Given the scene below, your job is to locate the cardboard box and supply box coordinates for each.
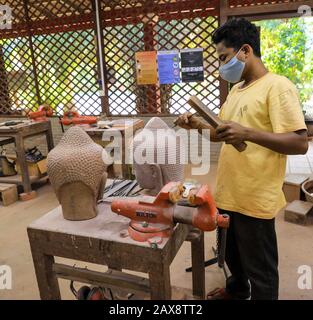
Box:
[15,158,47,177]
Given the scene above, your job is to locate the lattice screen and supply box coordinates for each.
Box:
[0,0,29,115]
[157,17,220,114]
[32,30,101,115]
[0,0,220,115]
[0,0,97,115]
[101,0,220,115]
[103,23,145,115]
[0,37,37,115]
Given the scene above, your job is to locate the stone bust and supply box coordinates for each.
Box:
[131,117,184,195]
[47,126,108,221]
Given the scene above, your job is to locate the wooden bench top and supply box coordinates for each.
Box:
[28,202,171,249]
[0,120,50,135]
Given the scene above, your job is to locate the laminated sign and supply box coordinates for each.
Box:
[135,51,158,85]
[180,48,204,83]
[157,50,181,84]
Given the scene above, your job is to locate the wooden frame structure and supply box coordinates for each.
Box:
[28,203,206,300]
[0,0,312,115]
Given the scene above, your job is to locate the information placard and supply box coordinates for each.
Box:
[180,48,204,83]
[157,50,181,84]
[135,51,158,85]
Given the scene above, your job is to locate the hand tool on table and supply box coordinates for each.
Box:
[187,96,247,152]
[0,120,24,128]
[111,181,229,258]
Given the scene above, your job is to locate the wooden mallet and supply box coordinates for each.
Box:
[187,96,247,152]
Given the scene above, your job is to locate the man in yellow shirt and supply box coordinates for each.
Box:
[176,18,308,300]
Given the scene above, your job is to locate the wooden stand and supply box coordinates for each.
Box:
[283,174,309,203]
[27,203,205,300]
[284,200,313,225]
[0,183,18,206]
[0,121,54,194]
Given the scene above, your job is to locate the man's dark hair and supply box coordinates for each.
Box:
[212,18,261,57]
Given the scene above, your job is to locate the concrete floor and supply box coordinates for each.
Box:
[287,143,313,174]
[0,163,313,300]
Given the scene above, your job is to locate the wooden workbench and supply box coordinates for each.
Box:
[27,202,205,300]
[0,121,54,194]
[83,119,144,178]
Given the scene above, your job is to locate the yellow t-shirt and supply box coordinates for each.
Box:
[214,72,306,219]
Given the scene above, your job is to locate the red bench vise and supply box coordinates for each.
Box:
[111,181,229,244]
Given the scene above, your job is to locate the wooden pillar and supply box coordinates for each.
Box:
[137,7,160,114]
[92,0,110,116]
[0,45,12,114]
[23,0,42,106]
[219,0,229,106]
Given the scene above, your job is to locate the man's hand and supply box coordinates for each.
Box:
[216,121,249,145]
[216,121,308,155]
[174,112,203,130]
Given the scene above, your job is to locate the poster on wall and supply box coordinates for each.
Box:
[180,48,204,83]
[135,51,158,85]
[157,50,181,84]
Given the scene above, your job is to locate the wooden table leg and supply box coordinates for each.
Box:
[149,264,171,300]
[121,133,128,179]
[15,134,32,193]
[45,123,54,151]
[28,231,61,300]
[191,231,205,299]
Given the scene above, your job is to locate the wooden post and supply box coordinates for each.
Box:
[149,264,171,300]
[45,121,54,151]
[23,0,42,106]
[92,0,110,116]
[219,0,229,106]
[28,230,61,300]
[15,134,31,194]
[139,3,160,114]
[191,231,205,299]
[0,45,12,114]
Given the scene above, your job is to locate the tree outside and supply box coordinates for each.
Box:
[255,17,313,111]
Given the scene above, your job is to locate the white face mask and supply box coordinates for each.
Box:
[219,49,246,83]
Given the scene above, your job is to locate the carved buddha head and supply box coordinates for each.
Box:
[47,126,108,220]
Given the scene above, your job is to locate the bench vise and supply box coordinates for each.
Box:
[111,181,229,244]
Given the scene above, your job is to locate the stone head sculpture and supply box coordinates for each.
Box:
[47,126,107,221]
[131,117,184,195]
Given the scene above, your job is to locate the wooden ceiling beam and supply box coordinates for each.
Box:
[59,0,86,14]
[224,0,313,17]
[31,3,59,19]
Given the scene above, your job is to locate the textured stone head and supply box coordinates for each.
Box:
[131,117,184,195]
[47,126,107,220]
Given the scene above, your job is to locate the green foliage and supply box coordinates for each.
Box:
[255,18,313,105]
[1,30,99,113]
